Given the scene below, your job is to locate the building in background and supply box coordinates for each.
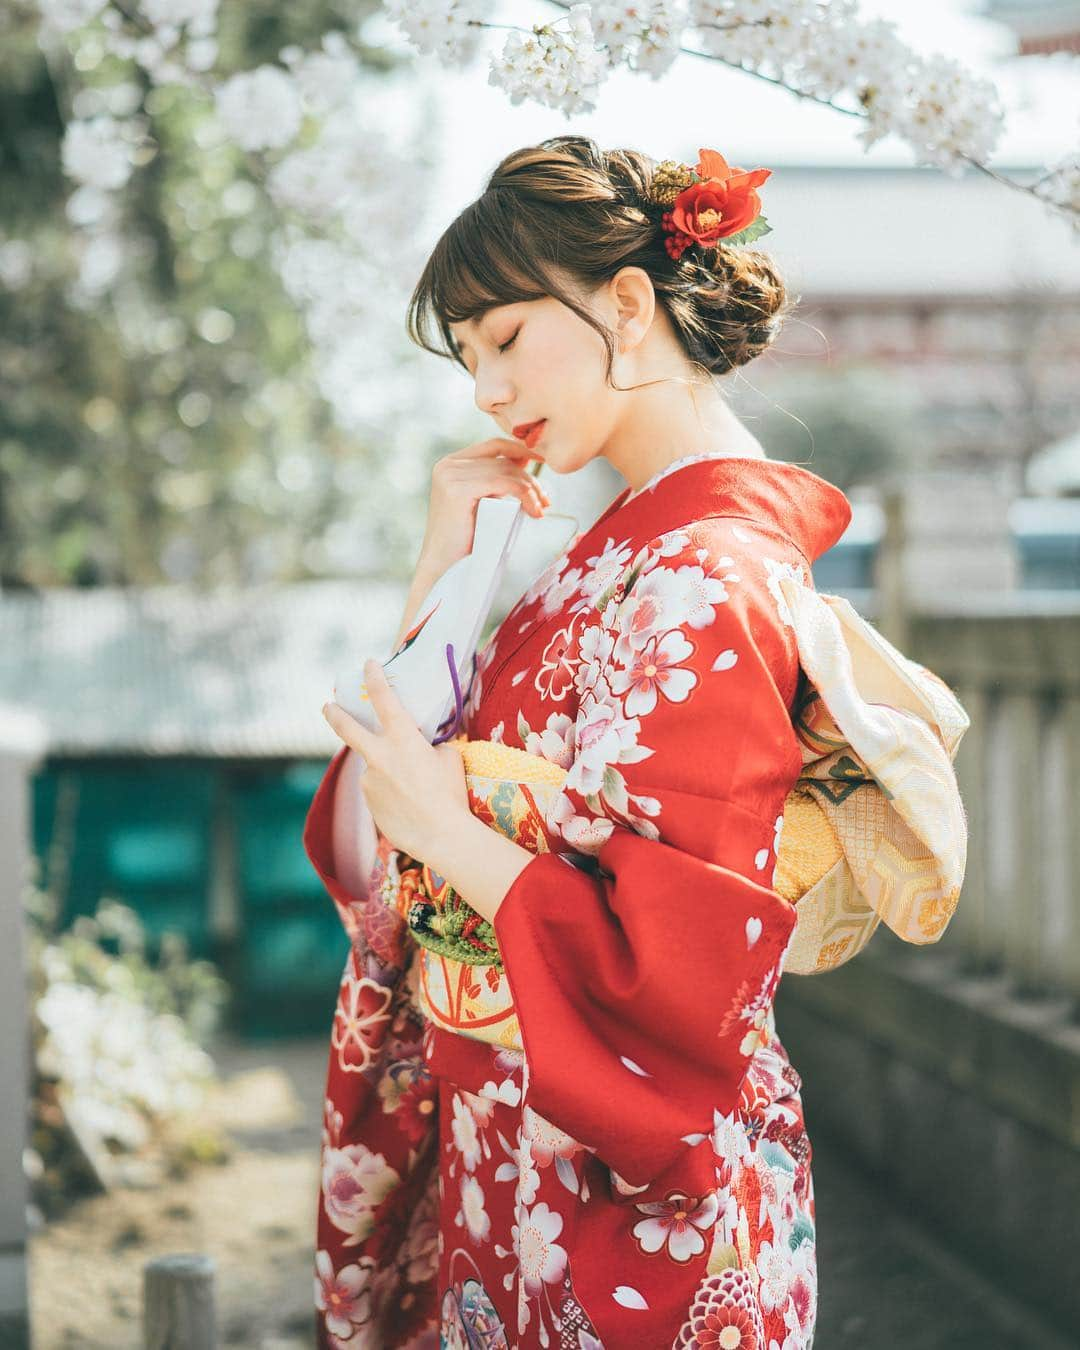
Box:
[982,0,1080,56]
[752,163,1080,488]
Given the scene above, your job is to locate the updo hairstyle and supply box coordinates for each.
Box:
[407,134,794,392]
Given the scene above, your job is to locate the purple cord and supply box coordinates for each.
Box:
[432,643,465,744]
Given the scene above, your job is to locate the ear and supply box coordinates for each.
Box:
[610,266,655,353]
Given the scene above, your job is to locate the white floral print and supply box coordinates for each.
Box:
[321,1143,400,1246]
[763,554,808,628]
[450,1091,483,1172]
[457,1173,491,1244]
[631,1190,720,1262]
[512,1201,569,1298]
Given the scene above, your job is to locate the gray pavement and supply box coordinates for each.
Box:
[809,1130,1075,1350]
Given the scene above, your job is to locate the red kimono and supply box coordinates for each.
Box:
[303,452,853,1350]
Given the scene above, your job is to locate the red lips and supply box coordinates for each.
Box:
[512,420,545,439]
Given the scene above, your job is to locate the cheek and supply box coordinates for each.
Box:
[546,327,613,400]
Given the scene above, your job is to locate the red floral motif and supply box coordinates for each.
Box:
[395,1072,438,1145]
[674,1267,767,1349]
[331,967,394,1075]
[663,146,771,260]
[535,619,580,701]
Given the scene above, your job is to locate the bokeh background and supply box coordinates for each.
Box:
[2,2,1079,1346]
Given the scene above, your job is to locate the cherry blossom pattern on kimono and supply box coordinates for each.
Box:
[490,517,806,1200]
[303,745,442,1348]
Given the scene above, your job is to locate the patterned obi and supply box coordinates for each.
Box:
[378,739,566,1051]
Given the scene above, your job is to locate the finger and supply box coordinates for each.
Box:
[361,658,410,733]
[322,700,376,759]
[445,437,526,462]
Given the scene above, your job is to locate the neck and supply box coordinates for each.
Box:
[599,377,766,491]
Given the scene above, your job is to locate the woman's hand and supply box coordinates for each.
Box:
[417,437,551,581]
[322,659,471,866]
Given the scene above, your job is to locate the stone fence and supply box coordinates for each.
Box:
[776,588,1080,1340]
[919,604,1080,1001]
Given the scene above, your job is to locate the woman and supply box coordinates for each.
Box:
[304,136,853,1349]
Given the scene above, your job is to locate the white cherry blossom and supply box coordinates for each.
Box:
[457,1172,491,1243]
[214,65,304,152]
[450,1090,483,1171]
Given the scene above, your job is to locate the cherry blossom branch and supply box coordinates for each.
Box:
[417,0,1078,228]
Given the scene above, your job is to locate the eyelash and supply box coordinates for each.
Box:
[497,328,520,354]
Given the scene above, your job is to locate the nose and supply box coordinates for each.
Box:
[473,368,513,420]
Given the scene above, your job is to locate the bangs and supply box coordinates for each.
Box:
[407,196,557,372]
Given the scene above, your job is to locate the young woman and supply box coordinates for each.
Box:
[304,135,853,1349]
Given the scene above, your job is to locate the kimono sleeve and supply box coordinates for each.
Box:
[491,522,804,1192]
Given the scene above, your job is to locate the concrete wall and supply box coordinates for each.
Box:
[775,931,1080,1341]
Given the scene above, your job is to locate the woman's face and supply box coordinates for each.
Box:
[449,282,625,476]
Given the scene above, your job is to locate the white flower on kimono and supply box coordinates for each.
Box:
[564,692,645,799]
[534,619,580,701]
[740,1006,772,1057]
[516,548,579,613]
[762,555,808,628]
[651,528,692,557]
[539,563,584,617]
[631,1190,720,1263]
[461,1087,496,1127]
[495,1128,543,1206]
[610,581,673,658]
[719,964,780,1057]
[478,1075,522,1107]
[512,1201,569,1297]
[331,969,393,1076]
[711,1107,752,1178]
[614,555,732,665]
[456,1173,491,1244]
[314,1249,376,1340]
[610,628,699,718]
[322,1096,343,1149]
[756,1234,799,1314]
[574,535,635,610]
[522,710,576,768]
[766,1188,800,1243]
[321,1144,401,1246]
[451,1092,483,1172]
[574,621,617,696]
[521,1104,584,1167]
[546,789,615,855]
[784,1244,818,1342]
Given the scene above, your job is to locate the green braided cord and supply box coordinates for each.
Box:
[408,882,504,969]
[409,926,503,969]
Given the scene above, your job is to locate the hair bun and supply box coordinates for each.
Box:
[408,134,792,383]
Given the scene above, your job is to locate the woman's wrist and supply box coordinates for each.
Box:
[425,808,538,927]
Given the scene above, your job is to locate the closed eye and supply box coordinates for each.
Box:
[498,328,520,354]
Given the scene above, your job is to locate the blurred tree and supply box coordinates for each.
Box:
[748,362,924,491]
[0,2,407,590]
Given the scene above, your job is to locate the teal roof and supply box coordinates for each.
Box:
[0,580,405,758]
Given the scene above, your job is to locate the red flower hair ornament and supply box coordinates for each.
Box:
[644,147,773,261]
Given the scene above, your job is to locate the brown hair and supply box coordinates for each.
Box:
[407,134,794,393]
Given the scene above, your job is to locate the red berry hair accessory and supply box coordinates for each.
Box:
[644,147,773,260]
